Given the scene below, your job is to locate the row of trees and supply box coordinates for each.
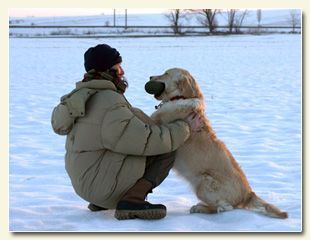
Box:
[165,9,301,34]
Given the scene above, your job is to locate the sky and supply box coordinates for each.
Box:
[9,8,167,17]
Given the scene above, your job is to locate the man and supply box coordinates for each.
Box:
[51,44,202,220]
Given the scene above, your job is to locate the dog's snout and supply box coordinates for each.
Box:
[150,76,154,81]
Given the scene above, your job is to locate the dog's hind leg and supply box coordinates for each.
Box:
[216,200,234,213]
[190,178,220,214]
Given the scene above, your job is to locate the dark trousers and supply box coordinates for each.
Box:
[143,151,176,188]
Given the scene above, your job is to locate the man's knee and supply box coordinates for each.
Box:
[146,151,176,165]
[144,151,176,187]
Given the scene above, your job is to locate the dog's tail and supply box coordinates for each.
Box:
[242,192,288,219]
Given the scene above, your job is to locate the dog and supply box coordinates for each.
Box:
[145,68,288,219]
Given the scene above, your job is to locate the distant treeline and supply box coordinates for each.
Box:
[164,9,301,34]
[9,9,301,38]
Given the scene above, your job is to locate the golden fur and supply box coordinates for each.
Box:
[149,68,288,219]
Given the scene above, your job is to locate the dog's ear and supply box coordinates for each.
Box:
[177,72,204,99]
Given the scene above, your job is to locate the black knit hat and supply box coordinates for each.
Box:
[84,44,122,72]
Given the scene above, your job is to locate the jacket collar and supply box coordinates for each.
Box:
[75,79,117,91]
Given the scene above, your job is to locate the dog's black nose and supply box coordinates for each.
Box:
[150,76,154,80]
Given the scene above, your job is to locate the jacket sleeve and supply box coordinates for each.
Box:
[100,104,190,156]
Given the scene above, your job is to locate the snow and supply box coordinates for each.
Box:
[9,33,301,231]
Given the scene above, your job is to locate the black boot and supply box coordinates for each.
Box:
[114,178,166,220]
[88,203,108,212]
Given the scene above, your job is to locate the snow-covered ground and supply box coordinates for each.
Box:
[9,34,301,232]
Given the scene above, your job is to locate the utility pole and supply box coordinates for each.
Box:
[257,9,262,27]
[113,9,116,26]
[125,9,127,29]
[257,9,262,33]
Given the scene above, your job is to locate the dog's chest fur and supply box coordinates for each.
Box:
[151,98,203,123]
[151,98,210,186]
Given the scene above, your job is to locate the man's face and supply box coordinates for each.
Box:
[111,63,124,80]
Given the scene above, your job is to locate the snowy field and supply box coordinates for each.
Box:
[9,34,301,232]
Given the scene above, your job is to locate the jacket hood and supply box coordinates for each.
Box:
[52,79,118,135]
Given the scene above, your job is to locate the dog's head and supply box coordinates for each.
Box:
[145,68,203,102]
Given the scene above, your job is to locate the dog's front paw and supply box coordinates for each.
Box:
[150,113,162,124]
[190,203,209,214]
[150,111,162,123]
[190,203,219,214]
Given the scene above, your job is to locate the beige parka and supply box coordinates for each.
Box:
[51,79,190,209]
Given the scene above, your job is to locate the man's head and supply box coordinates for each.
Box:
[84,44,122,72]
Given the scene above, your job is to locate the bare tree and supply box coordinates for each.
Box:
[289,10,300,33]
[225,9,248,33]
[226,9,237,33]
[234,10,248,33]
[194,9,220,33]
[165,9,187,35]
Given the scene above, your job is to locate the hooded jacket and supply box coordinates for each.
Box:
[51,79,190,209]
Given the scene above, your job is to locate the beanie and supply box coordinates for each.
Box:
[84,44,122,72]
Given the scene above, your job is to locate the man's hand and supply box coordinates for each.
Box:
[185,112,204,132]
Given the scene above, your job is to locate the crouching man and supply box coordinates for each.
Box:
[51,44,202,220]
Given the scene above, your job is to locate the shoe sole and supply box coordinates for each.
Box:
[88,204,108,212]
[114,209,166,220]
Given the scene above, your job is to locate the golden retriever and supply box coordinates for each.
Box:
[145,68,288,219]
